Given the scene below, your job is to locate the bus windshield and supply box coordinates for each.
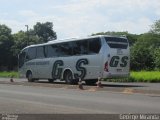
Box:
[105,37,128,49]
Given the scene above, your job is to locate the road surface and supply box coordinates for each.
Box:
[0,82,160,114]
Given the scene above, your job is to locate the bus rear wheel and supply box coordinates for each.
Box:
[27,71,34,82]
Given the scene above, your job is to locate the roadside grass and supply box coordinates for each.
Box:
[129,71,160,83]
[0,71,19,78]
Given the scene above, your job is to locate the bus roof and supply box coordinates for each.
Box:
[22,35,127,51]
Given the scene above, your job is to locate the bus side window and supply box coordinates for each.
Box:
[57,42,73,56]
[72,41,81,55]
[80,40,88,54]
[88,38,101,54]
[72,40,88,55]
[26,47,36,61]
[36,46,45,58]
[19,50,27,68]
[47,44,57,58]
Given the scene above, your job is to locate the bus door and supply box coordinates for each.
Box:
[25,47,38,78]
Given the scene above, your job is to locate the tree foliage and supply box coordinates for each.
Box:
[33,22,57,42]
[130,41,155,70]
[150,20,160,35]
[12,30,40,56]
[0,22,57,71]
[131,33,160,70]
[154,48,160,69]
[0,24,14,70]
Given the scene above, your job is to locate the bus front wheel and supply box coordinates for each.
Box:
[27,71,34,82]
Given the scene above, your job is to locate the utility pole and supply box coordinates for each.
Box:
[25,25,29,46]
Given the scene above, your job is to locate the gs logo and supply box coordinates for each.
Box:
[52,59,88,79]
[110,56,129,67]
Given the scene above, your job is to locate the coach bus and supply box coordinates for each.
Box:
[18,35,130,85]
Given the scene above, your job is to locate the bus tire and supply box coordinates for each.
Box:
[85,79,98,85]
[64,70,77,85]
[26,71,34,82]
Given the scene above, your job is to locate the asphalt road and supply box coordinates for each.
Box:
[0,81,160,114]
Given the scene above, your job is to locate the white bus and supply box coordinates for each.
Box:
[18,35,130,85]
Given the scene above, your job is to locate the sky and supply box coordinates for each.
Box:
[0,0,160,39]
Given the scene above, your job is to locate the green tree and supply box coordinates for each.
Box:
[0,24,14,70]
[12,30,40,56]
[154,48,160,70]
[12,31,28,55]
[130,42,155,70]
[11,30,40,68]
[130,33,160,70]
[150,19,160,35]
[138,33,160,48]
[33,22,57,43]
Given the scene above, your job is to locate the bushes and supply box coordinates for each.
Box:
[154,48,160,70]
[130,42,155,71]
[130,33,160,71]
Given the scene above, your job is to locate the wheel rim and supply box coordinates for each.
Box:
[28,73,32,81]
[65,72,72,84]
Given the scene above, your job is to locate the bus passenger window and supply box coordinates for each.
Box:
[57,42,72,56]
[88,38,101,54]
[36,46,45,58]
[72,41,80,55]
[47,45,57,57]
[80,40,88,54]
[72,40,88,55]
[26,47,36,61]
[18,49,27,68]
